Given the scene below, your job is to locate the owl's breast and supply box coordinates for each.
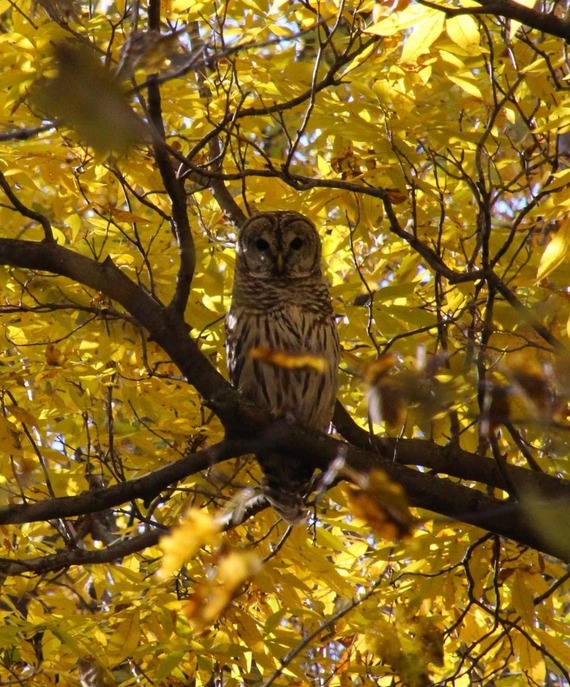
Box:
[226,303,339,431]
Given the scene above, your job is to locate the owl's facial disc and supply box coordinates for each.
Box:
[238,213,322,279]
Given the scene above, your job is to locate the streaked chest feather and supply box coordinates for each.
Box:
[226,305,339,430]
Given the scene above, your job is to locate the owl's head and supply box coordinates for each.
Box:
[236,211,323,279]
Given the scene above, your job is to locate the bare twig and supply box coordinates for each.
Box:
[144,0,195,317]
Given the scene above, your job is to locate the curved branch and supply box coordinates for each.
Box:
[0,442,238,525]
[419,0,570,41]
[0,529,160,576]
[0,238,237,418]
[1,238,569,562]
[145,0,195,317]
[0,170,54,242]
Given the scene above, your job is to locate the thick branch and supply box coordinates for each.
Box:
[0,239,235,417]
[0,529,160,576]
[420,0,570,41]
[473,0,570,40]
[3,415,568,561]
[333,403,564,494]
[0,443,235,525]
[1,239,569,562]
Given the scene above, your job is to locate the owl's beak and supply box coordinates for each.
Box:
[276,252,285,273]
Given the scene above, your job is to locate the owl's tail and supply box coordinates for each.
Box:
[258,452,313,526]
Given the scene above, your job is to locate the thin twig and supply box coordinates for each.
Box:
[259,577,384,687]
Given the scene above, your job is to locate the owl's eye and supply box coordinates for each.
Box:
[255,238,270,251]
[290,237,303,250]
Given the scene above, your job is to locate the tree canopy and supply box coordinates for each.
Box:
[1,0,570,685]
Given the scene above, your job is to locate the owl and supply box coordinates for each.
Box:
[226,211,340,524]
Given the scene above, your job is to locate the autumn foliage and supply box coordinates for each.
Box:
[1,0,570,685]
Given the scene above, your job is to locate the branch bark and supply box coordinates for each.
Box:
[0,238,234,417]
[419,0,570,41]
[1,238,569,563]
[0,443,234,525]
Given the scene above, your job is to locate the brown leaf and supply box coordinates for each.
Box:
[343,468,415,539]
[45,343,67,366]
[183,549,261,632]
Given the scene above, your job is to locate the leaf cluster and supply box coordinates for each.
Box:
[0,0,569,685]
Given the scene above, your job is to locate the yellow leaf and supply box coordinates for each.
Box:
[6,325,27,345]
[447,75,483,99]
[401,11,445,64]
[367,5,428,36]
[536,220,570,282]
[0,416,21,453]
[513,631,546,684]
[158,508,220,578]
[107,610,141,662]
[511,571,535,626]
[249,347,327,373]
[446,15,480,50]
[7,405,39,428]
[532,628,570,667]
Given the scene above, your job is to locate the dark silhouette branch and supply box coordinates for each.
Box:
[145,0,195,317]
[1,405,568,562]
[419,0,570,41]
[0,529,160,576]
[0,442,235,525]
[0,238,234,418]
[0,238,569,562]
[253,421,570,562]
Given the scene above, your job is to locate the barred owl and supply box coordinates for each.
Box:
[226,211,340,525]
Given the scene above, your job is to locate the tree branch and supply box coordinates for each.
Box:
[0,238,233,415]
[1,239,568,562]
[419,0,570,42]
[0,529,160,576]
[145,0,195,317]
[0,442,238,525]
[0,170,54,242]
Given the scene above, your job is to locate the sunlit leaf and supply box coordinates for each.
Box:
[401,11,445,63]
[536,218,570,282]
[158,509,220,578]
[184,549,261,632]
[446,15,481,50]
